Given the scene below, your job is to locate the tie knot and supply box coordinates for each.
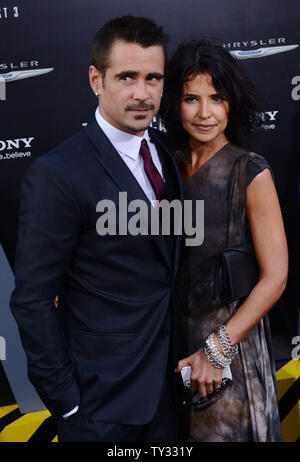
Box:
[140,139,151,160]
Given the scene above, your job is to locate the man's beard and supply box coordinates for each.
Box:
[122,121,150,135]
[123,102,156,134]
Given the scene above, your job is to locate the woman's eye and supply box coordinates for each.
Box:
[183,97,197,103]
[212,94,226,102]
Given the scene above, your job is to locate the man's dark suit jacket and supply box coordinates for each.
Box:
[10,119,184,426]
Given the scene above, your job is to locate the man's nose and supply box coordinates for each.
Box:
[132,80,149,100]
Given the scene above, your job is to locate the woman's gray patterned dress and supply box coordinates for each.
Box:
[178,142,282,442]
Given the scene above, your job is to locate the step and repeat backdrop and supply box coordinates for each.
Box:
[1,0,300,412]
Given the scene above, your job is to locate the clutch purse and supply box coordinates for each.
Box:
[181,365,232,411]
[214,240,259,306]
[214,152,259,307]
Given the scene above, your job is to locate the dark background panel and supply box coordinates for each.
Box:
[0,0,299,406]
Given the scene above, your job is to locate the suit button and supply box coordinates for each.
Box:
[161,327,170,336]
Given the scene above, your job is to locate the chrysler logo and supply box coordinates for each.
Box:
[0,68,53,82]
[230,44,299,59]
[0,68,54,100]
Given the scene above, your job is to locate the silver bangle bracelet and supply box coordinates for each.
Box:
[203,339,224,369]
[217,325,238,360]
[204,333,232,368]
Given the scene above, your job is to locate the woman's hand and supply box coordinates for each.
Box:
[176,346,223,397]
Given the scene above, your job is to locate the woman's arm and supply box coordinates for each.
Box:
[225,168,288,344]
[176,168,288,396]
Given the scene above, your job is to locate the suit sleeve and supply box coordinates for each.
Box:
[10,157,81,417]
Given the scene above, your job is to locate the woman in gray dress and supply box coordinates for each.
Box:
[161,41,288,442]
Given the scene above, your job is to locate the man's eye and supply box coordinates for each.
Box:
[147,75,163,82]
[120,76,133,82]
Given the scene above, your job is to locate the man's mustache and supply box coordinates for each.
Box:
[125,103,155,111]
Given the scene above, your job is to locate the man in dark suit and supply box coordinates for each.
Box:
[10,15,184,442]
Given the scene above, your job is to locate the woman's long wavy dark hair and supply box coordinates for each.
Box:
[159,40,262,160]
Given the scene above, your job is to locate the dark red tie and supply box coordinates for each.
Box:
[139,139,167,201]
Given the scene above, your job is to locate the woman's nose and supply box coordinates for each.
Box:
[197,101,211,119]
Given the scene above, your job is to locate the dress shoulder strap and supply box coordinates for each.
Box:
[227,152,252,247]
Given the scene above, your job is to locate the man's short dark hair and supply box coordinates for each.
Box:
[91,15,169,76]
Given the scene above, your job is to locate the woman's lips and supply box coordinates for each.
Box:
[193,124,217,131]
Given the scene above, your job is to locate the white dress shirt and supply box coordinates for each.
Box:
[95,108,165,203]
[62,109,165,419]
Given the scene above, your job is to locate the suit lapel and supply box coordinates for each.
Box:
[149,129,184,278]
[85,120,151,206]
[84,120,172,271]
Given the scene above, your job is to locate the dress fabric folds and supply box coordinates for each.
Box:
[178,143,282,442]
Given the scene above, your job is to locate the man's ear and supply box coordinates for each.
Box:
[89,65,103,96]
